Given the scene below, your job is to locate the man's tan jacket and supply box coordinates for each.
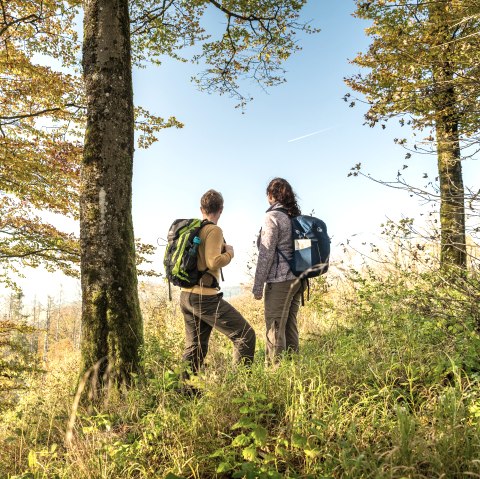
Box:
[181,223,232,295]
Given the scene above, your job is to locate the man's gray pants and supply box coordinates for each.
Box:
[180,291,256,376]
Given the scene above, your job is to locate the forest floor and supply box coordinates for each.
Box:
[2,264,480,478]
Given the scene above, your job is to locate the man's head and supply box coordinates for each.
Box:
[200,189,224,221]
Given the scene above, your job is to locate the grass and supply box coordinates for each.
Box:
[2,265,480,478]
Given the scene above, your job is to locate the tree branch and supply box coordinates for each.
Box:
[208,0,277,22]
[0,103,84,121]
[0,13,42,38]
[0,246,79,261]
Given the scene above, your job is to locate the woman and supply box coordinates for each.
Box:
[253,177,305,362]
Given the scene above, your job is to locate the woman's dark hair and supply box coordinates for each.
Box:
[201,189,224,215]
[266,177,301,217]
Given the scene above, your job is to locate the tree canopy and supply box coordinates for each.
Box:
[131,0,316,106]
[0,0,181,287]
[0,0,83,286]
[346,0,480,267]
[346,0,480,135]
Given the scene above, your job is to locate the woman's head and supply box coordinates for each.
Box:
[200,189,224,216]
[266,177,301,217]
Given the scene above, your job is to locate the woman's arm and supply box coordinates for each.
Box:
[252,213,279,297]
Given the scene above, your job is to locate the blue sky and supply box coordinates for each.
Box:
[129,1,451,288]
[9,2,480,301]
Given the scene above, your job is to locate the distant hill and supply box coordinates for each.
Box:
[221,285,247,299]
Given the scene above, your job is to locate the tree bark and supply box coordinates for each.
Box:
[436,112,467,268]
[430,2,467,270]
[80,0,143,390]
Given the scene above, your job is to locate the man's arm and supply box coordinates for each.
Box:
[204,226,233,270]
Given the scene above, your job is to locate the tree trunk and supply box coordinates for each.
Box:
[81,0,143,390]
[436,112,467,269]
[430,1,467,270]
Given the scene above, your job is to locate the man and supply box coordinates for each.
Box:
[180,190,255,391]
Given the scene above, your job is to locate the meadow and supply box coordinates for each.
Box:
[2,251,480,479]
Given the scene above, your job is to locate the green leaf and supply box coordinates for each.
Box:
[251,426,268,446]
[232,417,256,430]
[27,450,37,470]
[216,462,232,473]
[210,448,228,458]
[164,473,185,479]
[304,448,321,459]
[242,445,258,462]
[239,405,252,414]
[232,434,251,447]
[260,453,276,463]
[291,433,308,448]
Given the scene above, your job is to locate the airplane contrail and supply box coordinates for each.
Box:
[288,127,334,143]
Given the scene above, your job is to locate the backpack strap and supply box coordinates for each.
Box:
[265,208,311,305]
[274,207,290,217]
[195,219,214,287]
[197,219,224,289]
[271,209,313,305]
[276,248,291,272]
[300,278,309,306]
[273,208,294,276]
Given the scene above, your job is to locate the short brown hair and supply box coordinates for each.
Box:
[200,189,224,215]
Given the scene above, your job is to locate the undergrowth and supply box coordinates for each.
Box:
[2,263,480,478]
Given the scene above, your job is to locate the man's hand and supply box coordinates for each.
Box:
[224,244,234,256]
[253,294,262,300]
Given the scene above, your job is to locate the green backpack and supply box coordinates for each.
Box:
[163,219,213,296]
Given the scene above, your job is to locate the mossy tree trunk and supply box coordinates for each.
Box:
[431,2,467,270]
[80,0,143,391]
[436,112,467,269]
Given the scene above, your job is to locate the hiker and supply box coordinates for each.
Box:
[253,178,306,362]
[180,190,256,388]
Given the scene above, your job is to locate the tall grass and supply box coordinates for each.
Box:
[2,261,480,478]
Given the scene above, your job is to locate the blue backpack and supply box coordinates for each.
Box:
[277,210,330,279]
